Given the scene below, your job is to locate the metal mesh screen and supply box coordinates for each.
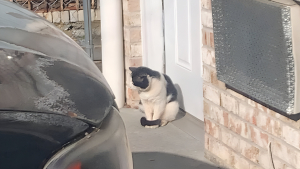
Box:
[212,0,295,114]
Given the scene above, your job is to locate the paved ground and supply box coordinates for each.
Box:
[120,108,221,169]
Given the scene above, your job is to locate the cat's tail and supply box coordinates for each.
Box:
[140,117,161,126]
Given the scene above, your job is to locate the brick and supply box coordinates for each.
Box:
[210,31,214,48]
[250,164,264,169]
[221,93,238,114]
[248,99,257,107]
[91,9,95,21]
[229,114,249,138]
[232,153,250,169]
[205,133,210,150]
[273,112,300,130]
[203,84,220,105]
[282,125,300,150]
[123,12,141,26]
[258,150,270,169]
[52,11,61,23]
[125,56,142,70]
[70,10,78,22]
[227,89,247,101]
[212,104,229,127]
[202,29,208,46]
[223,111,229,127]
[210,104,223,125]
[202,47,216,67]
[221,128,240,152]
[95,9,101,20]
[273,158,295,169]
[131,43,142,57]
[37,13,43,17]
[271,118,282,137]
[128,0,140,12]
[240,139,260,163]
[78,10,84,21]
[204,101,210,114]
[45,12,52,23]
[123,0,128,11]
[256,113,271,132]
[256,103,268,112]
[201,0,212,9]
[205,118,220,139]
[127,87,140,101]
[129,27,141,43]
[202,28,214,47]
[239,103,257,125]
[272,141,300,168]
[124,41,131,57]
[210,69,219,86]
[61,11,69,23]
[266,108,277,117]
[218,80,227,90]
[249,125,268,149]
[204,101,215,121]
[202,10,213,28]
[125,70,133,87]
[124,27,131,42]
[204,100,229,127]
[210,141,234,165]
[203,65,211,83]
[203,65,219,87]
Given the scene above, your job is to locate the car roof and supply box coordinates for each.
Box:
[0,1,114,125]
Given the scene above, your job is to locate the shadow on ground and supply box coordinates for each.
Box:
[133,152,222,169]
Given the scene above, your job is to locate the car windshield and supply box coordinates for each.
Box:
[0,1,114,125]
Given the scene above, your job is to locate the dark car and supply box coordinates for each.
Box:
[0,1,133,169]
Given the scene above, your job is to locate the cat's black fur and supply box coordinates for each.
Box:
[140,117,161,126]
[163,74,177,103]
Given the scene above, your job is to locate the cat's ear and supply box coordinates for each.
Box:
[129,67,138,72]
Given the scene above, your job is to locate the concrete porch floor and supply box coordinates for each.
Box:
[120,108,222,169]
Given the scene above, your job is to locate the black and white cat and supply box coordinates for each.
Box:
[129,66,179,128]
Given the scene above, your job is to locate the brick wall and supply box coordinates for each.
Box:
[202,0,300,169]
[123,0,142,108]
[37,9,100,24]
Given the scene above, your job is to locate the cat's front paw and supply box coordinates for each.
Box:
[145,125,159,129]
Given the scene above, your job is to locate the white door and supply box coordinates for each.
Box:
[140,0,165,73]
[164,0,203,120]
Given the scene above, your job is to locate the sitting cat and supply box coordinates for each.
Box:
[129,66,179,128]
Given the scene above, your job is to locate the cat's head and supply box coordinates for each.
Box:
[129,66,160,90]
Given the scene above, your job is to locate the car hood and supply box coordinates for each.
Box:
[0,1,115,125]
